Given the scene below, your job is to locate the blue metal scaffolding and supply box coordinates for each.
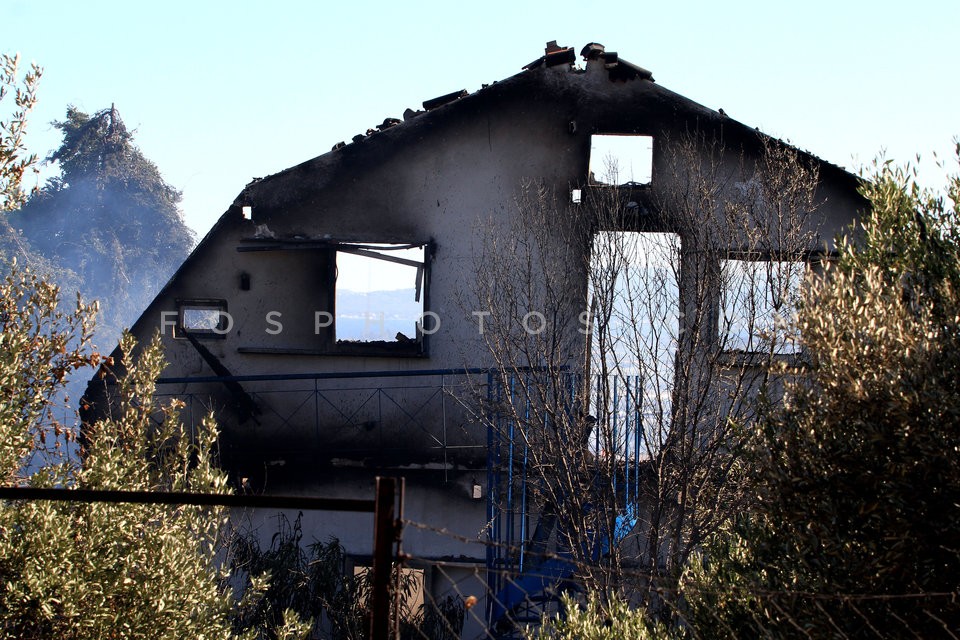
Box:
[485,371,645,633]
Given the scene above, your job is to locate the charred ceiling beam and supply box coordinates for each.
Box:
[336,245,426,302]
[236,239,424,252]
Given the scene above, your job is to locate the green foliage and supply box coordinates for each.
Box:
[6,105,195,347]
[681,148,960,637]
[0,54,68,285]
[0,267,308,639]
[528,593,673,640]
[0,266,97,480]
[0,53,41,212]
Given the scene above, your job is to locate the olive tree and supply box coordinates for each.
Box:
[682,148,960,638]
[0,267,308,639]
[0,53,41,212]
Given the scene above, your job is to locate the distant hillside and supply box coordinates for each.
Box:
[335,288,423,342]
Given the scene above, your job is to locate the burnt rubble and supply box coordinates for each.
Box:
[330,40,655,152]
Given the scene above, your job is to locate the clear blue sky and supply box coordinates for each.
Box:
[4,0,957,238]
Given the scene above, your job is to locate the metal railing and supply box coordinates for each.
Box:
[484,370,660,634]
[151,365,658,635]
[153,368,492,467]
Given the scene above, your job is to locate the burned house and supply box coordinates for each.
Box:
[84,41,864,636]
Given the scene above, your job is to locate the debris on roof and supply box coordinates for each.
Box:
[423,89,468,111]
[601,51,620,67]
[608,57,654,82]
[522,56,543,71]
[580,42,606,60]
[377,118,401,131]
[324,41,665,155]
[545,43,575,68]
[578,42,655,82]
[524,40,576,70]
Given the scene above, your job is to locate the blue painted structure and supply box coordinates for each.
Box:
[485,371,645,631]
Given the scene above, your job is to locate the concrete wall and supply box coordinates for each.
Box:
[116,57,864,472]
[89,49,867,629]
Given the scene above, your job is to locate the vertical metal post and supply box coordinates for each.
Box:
[441,373,449,484]
[486,371,500,622]
[370,476,396,640]
[377,387,384,449]
[519,385,530,572]
[612,376,619,496]
[314,378,320,441]
[624,375,631,505]
[506,376,516,570]
[634,374,642,503]
[392,477,406,640]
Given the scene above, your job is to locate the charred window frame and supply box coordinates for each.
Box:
[718,255,806,356]
[235,239,432,357]
[588,134,654,187]
[333,242,431,357]
[174,299,229,339]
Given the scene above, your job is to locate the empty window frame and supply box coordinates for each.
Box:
[334,243,429,353]
[175,299,229,339]
[589,134,653,186]
[720,259,804,354]
[588,231,680,460]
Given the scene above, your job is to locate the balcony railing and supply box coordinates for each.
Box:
[153,368,493,468]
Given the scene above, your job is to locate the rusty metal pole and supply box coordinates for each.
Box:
[391,477,406,639]
[370,477,396,640]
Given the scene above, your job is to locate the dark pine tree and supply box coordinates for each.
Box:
[7,105,195,346]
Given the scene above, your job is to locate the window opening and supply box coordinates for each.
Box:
[589,134,653,186]
[588,232,680,461]
[720,259,804,354]
[175,299,229,338]
[334,243,427,345]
